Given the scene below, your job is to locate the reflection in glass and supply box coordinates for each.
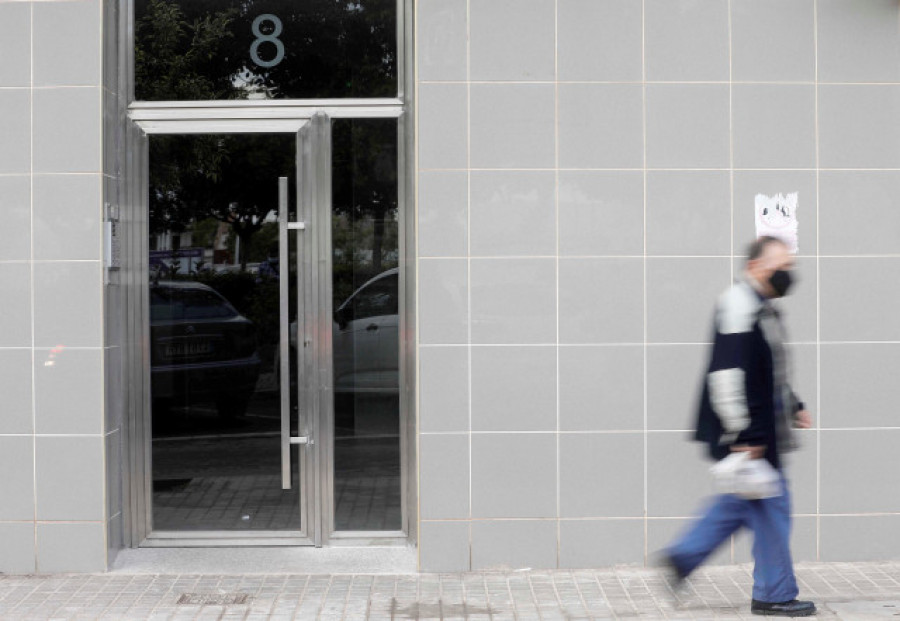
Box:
[134,0,397,101]
[331,118,401,531]
[149,134,302,532]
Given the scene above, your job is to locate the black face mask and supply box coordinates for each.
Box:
[769,269,793,297]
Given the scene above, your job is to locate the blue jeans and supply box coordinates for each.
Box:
[667,476,798,603]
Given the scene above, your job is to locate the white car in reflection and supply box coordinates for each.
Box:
[283,268,399,394]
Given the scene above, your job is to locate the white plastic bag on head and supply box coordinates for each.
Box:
[710,451,782,500]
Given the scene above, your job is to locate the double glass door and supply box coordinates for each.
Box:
[146,114,402,544]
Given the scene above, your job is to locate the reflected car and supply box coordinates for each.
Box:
[150,281,260,418]
[332,268,399,394]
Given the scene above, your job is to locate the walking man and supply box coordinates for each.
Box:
[664,236,816,617]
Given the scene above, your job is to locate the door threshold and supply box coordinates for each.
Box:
[110,545,417,575]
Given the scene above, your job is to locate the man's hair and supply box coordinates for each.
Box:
[746,236,787,262]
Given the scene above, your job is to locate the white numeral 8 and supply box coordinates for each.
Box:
[250,14,285,68]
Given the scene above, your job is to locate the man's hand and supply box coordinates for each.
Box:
[730,444,766,459]
[794,409,813,429]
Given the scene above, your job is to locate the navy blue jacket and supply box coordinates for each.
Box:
[694,279,801,469]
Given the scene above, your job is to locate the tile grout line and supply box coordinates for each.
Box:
[554,0,561,571]
[30,0,38,575]
[641,0,648,567]
[727,0,735,564]
[465,0,473,573]
[813,0,822,563]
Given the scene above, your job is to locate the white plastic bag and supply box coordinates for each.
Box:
[709,451,782,500]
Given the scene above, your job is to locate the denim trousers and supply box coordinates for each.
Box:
[667,475,799,603]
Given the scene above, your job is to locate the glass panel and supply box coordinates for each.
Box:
[331,118,401,531]
[134,0,397,101]
[149,133,304,532]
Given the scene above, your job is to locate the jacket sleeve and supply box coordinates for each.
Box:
[707,291,768,447]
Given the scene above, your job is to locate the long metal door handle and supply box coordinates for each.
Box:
[278,177,292,489]
[366,323,378,331]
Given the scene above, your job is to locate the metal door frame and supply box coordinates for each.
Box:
[117,0,415,550]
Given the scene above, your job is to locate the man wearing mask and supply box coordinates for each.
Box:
[663,236,815,617]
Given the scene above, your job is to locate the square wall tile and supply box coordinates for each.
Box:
[820,172,900,256]
[647,517,731,565]
[472,346,556,432]
[732,85,816,170]
[0,176,31,260]
[821,344,900,429]
[819,86,900,169]
[646,433,715,517]
[470,171,556,257]
[34,87,102,173]
[0,523,36,574]
[0,437,35,521]
[821,430,900,514]
[776,257,817,344]
[735,516,816,564]
[471,85,555,169]
[0,3,30,86]
[559,345,643,431]
[559,519,644,568]
[416,0,467,81]
[418,84,467,169]
[732,170,817,257]
[820,258,900,342]
[558,85,643,169]
[646,258,732,343]
[37,522,106,573]
[35,436,104,521]
[560,433,643,518]
[418,259,468,344]
[34,347,103,435]
[787,344,817,421]
[559,258,643,344]
[418,171,468,258]
[646,171,731,256]
[471,433,556,518]
[731,0,815,82]
[34,261,103,348]
[558,0,642,82]
[0,349,33,434]
[470,0,555,80]
[471,520,557,570]
[559,171,644,257]
[420,434,469,519]
[419,346,469,433]
[34,174,103,261]
[645,0,729,81]
[647,345,707,431]
[34,0,101,86]
[0,263,32,347]
[646,85,730,169]
[817,0,900,83]
[781,437,817,516]
[820,516,900,562]
[419,521,470,571]
[471,258,556,344]
[0,90,31,174]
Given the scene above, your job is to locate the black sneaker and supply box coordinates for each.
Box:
[751,599,817,617]
[659,553,688,595]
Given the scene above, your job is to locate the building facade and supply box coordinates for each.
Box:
[0,0,899,573]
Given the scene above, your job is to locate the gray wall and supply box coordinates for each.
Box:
[0,0,120,573]
[415,0,900,570]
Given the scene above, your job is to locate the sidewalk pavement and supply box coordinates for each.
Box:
[1,562,899,620]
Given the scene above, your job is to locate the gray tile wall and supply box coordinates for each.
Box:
[416,0,900,570]
[0,0,117,573]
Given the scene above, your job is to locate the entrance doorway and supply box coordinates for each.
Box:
[143,114,402,544]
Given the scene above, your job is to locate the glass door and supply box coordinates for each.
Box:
[147,127,319,543]
[142,113,403,545]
